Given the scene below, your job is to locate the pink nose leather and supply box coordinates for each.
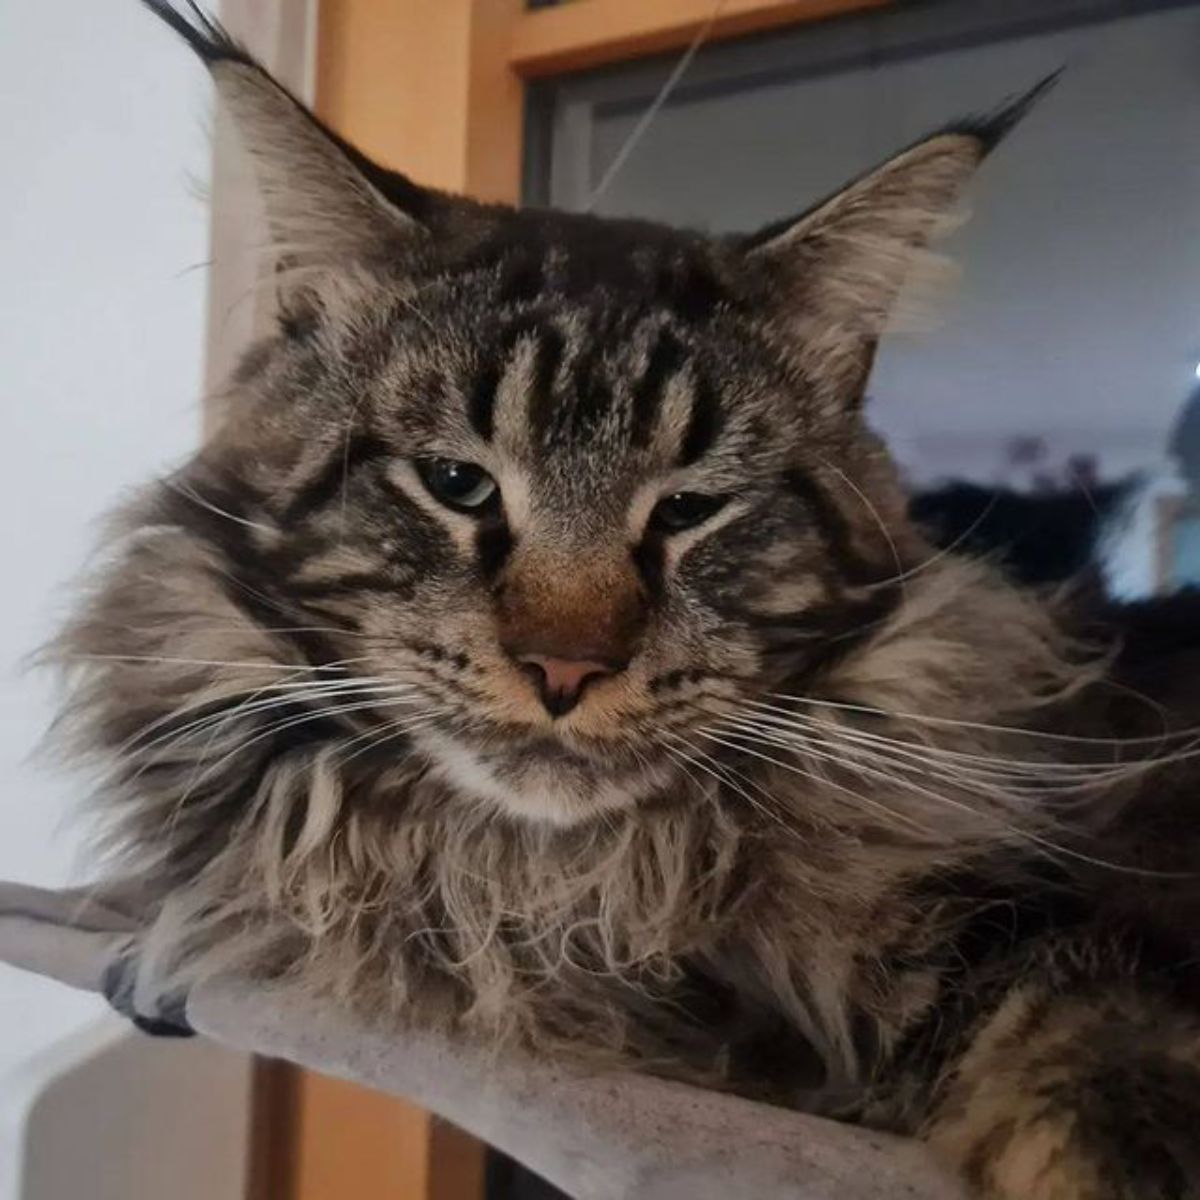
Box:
[516,654,615,717]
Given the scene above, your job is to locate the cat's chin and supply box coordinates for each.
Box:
[414,728,677,827]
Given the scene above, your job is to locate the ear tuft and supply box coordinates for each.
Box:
[744,75,1059,409]
[936,69,1063,159]
[140,0,427,269]
[140,0,249,68]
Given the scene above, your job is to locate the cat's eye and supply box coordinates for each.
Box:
[416,459,499,514]
[648,492,728,534]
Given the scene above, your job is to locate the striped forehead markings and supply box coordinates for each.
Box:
[466,316,564,445]
[466,316,722,463]
[630,328,686,449]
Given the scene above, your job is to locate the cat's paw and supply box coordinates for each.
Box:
[101,939,194,1038]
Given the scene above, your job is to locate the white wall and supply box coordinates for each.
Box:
[0,3,249,1195]
[2,1022,250,1200]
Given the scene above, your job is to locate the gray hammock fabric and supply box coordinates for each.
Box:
[0,880,965,1200]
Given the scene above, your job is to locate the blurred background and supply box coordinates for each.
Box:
[1,1,1198,1198]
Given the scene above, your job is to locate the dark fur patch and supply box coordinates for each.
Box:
[495,250,544,306]
[630,329,687,449]
[281,434,389,525]
[477,519,515,583]
[526,325,567,438]
[783,468,893,586]
[631,537,666,598]
[679,372,723,466]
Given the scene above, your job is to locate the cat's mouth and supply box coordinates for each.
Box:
[414,724,678,825]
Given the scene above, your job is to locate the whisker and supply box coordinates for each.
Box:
[661,731,801,840]
[164,693,431,836]
[814,456,907,599]
[764,692,1200,748]
[333,708,449,767]
[694,725,936,838]
[736,704,1141,784]
[121,679,418,768]
[718,717,1059,819]
[165,479,276,536]
[91,623,381,642]
[100,661,408,766]
[716,720,1035,831]
[714,719,1195,878]
[720,710,1041,806]
[884,487,1003,586]
[69,652,374,673]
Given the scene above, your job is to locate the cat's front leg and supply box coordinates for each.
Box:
[0,876,195,1036]
[101,931,195,1037]
[922,982,1200,1199]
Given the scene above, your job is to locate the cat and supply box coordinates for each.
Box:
[53,4,1200,1197]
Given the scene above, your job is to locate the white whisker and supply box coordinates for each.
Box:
[71,652,373,673]
[661,731,800,841]
[736,703,1142,785]
[882,488,1003,586]
[695,725,935,838]
[166,479,276,536]
[122,679,418,768]
[765,692,1200,748]
[333,709,449,768]
[99,659,404,765]
[164,693,434,837]
[713,717,1195,878]
[814,456,907,598]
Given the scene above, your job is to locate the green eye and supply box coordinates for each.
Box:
[649,492,728,534]
[417,459,499,513]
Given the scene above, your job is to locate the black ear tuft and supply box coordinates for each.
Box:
[139,1,249,67]
[941,69,1062,158]
[138,0,443,236]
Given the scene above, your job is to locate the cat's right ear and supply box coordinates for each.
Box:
[142,1,436,270]
[742,74,1057,412]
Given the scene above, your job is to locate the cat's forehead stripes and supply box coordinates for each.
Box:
[462,306,726,469]
[466,315,563,447]
[630,327,689,454]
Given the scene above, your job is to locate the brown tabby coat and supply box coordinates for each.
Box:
[55,5,1200,1197]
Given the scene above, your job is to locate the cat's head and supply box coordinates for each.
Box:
[77,5,1047,830]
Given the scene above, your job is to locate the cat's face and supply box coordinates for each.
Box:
[198,189,959,825]
[209,207,921,824]
[81,26,1022,827]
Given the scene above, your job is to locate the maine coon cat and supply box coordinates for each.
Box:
[57,4,1200,1197]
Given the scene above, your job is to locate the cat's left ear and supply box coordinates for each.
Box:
[141,1,450,270]
[743,77,1057,409]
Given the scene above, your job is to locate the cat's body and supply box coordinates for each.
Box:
[58,6,1200,1197]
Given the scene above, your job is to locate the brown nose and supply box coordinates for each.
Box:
[514,653,620,718]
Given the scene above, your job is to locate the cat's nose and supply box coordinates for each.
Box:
[514,653,619,718]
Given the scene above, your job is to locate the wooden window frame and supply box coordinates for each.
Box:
[205,2,888,1197]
